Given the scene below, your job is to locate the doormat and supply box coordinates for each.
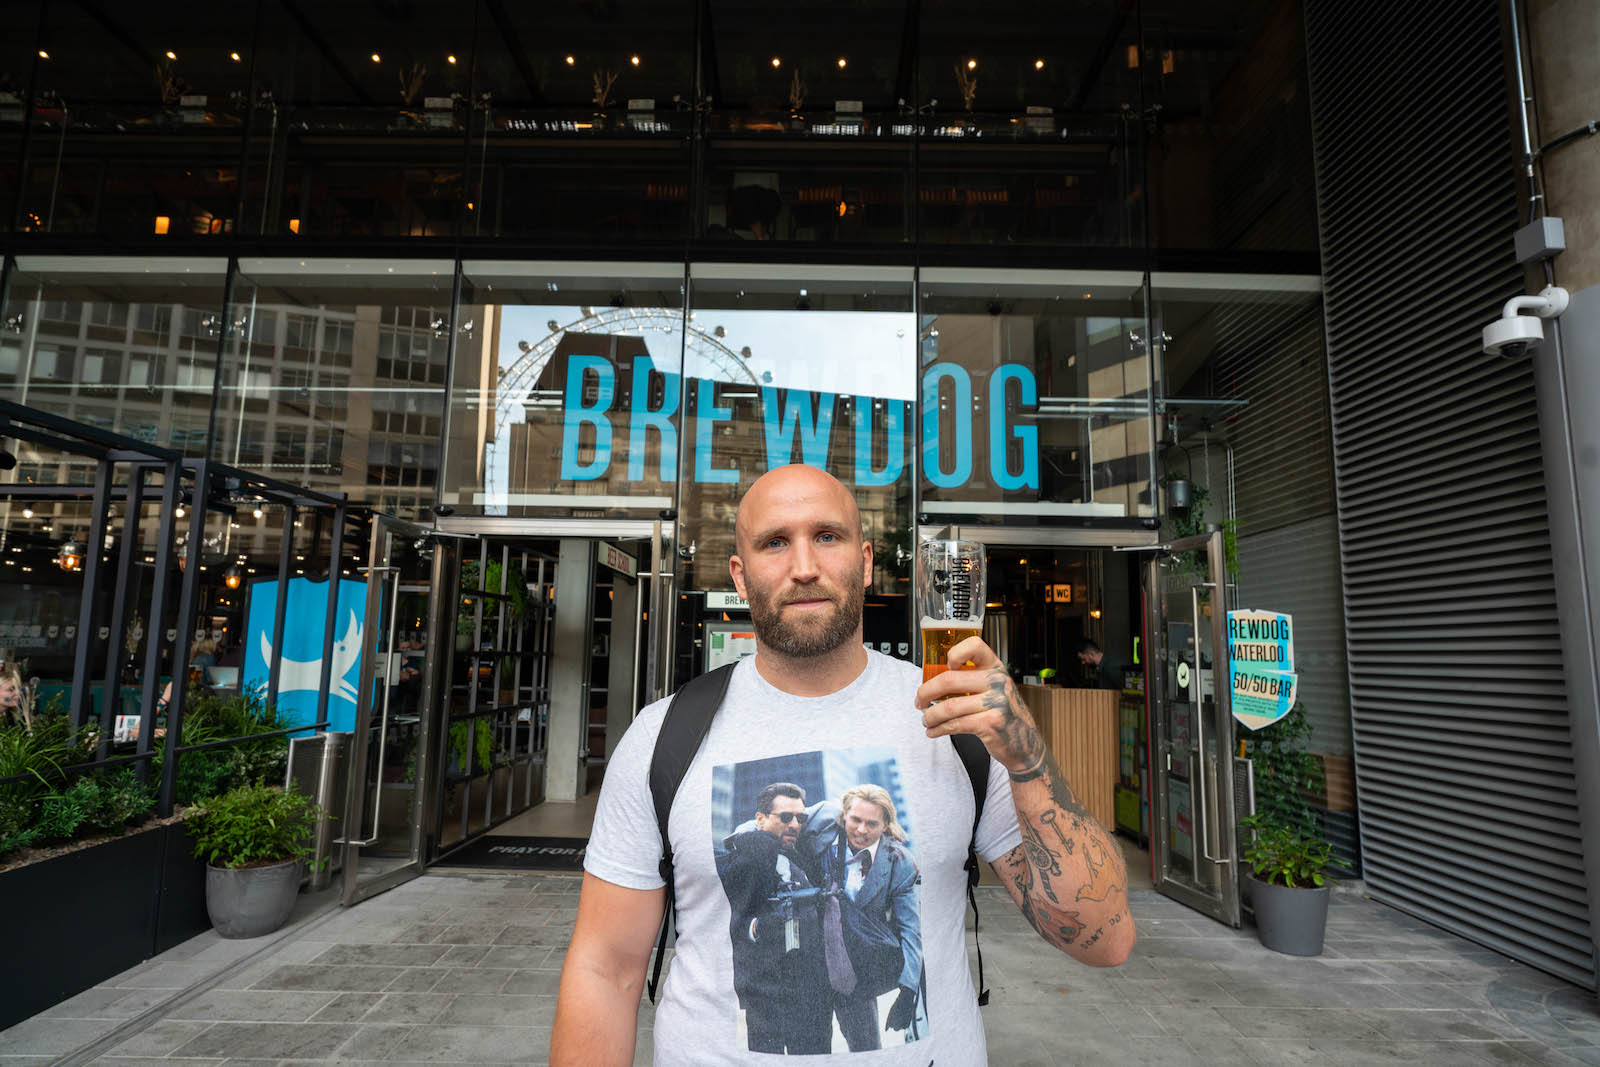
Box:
[438,835,588,871]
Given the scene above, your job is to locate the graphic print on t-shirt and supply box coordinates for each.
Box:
[712,747,927,1055]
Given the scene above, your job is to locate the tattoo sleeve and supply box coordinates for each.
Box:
[997,750,1133,961]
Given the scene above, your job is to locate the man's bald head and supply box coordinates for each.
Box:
[734,465,862,555]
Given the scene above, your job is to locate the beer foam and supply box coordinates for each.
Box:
[920,615,984,631]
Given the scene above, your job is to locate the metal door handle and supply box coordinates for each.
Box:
[1192,583,1231,865]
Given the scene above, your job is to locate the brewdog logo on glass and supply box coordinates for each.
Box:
[557,355,1040,491]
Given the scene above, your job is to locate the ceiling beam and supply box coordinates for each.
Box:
[278,0,377,105]
[484,0,543,104]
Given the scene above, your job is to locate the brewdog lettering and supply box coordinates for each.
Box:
[1226,610,1298,731]
[557,354,1040,490]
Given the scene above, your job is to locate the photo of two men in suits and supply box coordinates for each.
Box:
[715,759,926,1055]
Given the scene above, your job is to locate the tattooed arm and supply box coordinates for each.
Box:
[915,638,1135,967]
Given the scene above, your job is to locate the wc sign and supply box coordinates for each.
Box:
[1227,610,1297,731]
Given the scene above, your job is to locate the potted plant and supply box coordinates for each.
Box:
[1240,813,1334,956]
[188,782,325,939]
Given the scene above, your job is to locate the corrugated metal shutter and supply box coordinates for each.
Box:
[1305,0,1594,986]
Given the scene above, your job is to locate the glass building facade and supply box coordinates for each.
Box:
[0,0,1353,914]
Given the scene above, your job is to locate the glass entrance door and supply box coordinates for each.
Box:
[1147,528,1241,925]
[342,514,438,905]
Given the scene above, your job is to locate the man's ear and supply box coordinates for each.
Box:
[730,553,748,601]
[861,539,874,590]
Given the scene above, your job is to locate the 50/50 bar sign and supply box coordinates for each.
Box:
[558,354,1042,490]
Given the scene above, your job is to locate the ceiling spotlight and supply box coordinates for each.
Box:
[967,58,977,70]
[253,505,264,519]
[630,55,640,66]
[1035,58,1045,70]
[231,52,242,61]
[37,50,48,60]
[447,54,457,65]
[837,57,847,69]
[166,51,177,60]
[22,506,34,519]
[771,57,781,68]
[565,55,575,65]
[174,504,185,518]
[371,53,381,63]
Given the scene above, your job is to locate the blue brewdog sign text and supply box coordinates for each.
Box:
[1227,610,1297,731]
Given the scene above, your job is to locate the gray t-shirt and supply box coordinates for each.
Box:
[585,650,1022,1065]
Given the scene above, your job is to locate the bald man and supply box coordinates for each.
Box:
[553,465,1134,1066]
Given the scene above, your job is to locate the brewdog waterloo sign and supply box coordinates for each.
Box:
[1226,610,1298,731]
[557,354,1044,491]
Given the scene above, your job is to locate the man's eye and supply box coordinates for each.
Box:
[817,532,837,543]
[765,538,785,549]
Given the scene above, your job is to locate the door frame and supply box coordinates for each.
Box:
[341,513,439,907]
[1144,529,1241,926]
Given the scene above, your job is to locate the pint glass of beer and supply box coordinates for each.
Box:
[916,540,986,682]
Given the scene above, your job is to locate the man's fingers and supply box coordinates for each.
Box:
[947,636,1000,671]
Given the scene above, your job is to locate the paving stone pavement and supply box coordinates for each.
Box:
[3,870,1598,1065]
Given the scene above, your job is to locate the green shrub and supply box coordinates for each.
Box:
[153,689,293,807]
[1241,812,1334,889]
[188,782,326,870]
[1243,703,1325,840]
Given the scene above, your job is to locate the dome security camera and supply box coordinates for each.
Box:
[1483,285,1569,357]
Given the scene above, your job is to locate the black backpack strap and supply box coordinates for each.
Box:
[645,663,737,1003]
[950,733,991,1007]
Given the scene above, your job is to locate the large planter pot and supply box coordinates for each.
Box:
[1246,871,1329,956]
[206,859,303,939]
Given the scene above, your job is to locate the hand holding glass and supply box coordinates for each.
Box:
[916,540,986,682]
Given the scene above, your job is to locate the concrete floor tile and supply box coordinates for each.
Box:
[168,1021,360,1060]
[1469,1041,1595,1066]
[1212,1007,1381,1040]
[334,1023,415,1060]
[492,924,572,948]
[437,994,556,1027]
[358,993,453,1024]
[36,985,145,1019]
[308,992,383,1023]
[436,966,518,993]
[479,946,559,970]
[1056,1033,1205,1066]
[382,1023,552,1062]
[249,964,409,992]
[1086,1002,1167,1036]
[104,1018,216,1056]
[306,943,453,967]
[1551,1049,1600,1066]
[1353,1008,1517,1041]
[1229,1037,1334,1064]
[391,922,449,943]
[109,962,223,989]
[498,969,563,996]
[432,922,510,945]
[89,1059,225,1067]
[0,1017,121,1056]
[168,990,337,1023]
[1313,1039,1494,1065]
[1392,981,1498,1010]
[383,967,449,992]
[1152,1005,1246,1038]
[436,944,492,967]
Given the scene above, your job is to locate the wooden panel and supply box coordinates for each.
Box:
[1018,686,1119,828]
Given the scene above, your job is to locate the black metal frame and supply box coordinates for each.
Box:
[0,399,348,816]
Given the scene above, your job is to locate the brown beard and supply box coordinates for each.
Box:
[744,567,865,658]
